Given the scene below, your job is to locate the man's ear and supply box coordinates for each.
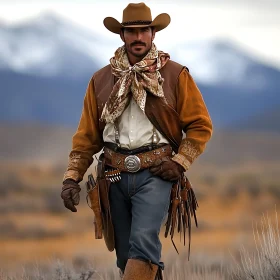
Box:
[151,28,156,41]
[120,29,125,43]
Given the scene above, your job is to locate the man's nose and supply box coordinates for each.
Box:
[135,31,143,40]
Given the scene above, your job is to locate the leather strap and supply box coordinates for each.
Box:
[103,142,168,155]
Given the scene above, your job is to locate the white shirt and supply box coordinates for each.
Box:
[103,98,169,149]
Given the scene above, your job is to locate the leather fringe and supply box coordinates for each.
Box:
[164,175,198,260]
[155,267,164,280]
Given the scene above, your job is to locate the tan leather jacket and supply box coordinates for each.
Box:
[63,60,213,183]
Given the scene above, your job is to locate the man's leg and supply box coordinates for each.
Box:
[123,169,172,279]
[109,172,133,272]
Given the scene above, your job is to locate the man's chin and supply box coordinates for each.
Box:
[132,52,146,58]
[125,45,150,59]
[131,49,149,58]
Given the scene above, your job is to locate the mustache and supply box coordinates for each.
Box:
[130,41,146,47]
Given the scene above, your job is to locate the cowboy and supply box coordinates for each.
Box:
[61,2,212,280]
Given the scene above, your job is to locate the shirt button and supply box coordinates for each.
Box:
[131,115,134,118]
[131,139,134,142]
[130,130,133,132]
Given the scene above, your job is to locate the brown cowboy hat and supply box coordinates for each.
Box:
[104,2,171,34]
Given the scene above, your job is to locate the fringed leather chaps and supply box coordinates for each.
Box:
[164,175,198,259]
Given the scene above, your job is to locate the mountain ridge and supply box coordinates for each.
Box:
[0,12,280,130]
[1,12,280,85]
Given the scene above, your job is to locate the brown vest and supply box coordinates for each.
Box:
[93,60,185,152]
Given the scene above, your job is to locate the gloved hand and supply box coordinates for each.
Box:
[149,156,185,182]
[61,179,81,212]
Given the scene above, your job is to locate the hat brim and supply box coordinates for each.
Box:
[103,13,171,34]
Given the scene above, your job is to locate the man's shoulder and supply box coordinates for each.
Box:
[92,64,111,80]
[160,60,188,80]
[167,59,184,68]
[165,59,189,73]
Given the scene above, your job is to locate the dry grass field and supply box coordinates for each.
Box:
[1,124,280,278]
[1,160,280,278]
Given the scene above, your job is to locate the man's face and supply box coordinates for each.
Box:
[121,27,155,59]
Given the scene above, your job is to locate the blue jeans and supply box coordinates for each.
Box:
[109,168,173,271]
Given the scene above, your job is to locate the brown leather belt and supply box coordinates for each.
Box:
[104,144,172,172]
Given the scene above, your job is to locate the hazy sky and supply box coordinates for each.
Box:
[1,0,280,68]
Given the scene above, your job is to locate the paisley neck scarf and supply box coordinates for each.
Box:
[100,43,170,123]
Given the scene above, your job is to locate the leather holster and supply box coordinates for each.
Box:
[86,153,115,252]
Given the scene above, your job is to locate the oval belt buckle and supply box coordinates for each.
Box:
[124,155,141,172]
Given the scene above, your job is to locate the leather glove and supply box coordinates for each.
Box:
[149,156,185,182]
[61,179,81,212]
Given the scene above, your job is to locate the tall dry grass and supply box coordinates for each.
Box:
[0,262,226,280]
[231,211,280,280]
[1,210,280,279]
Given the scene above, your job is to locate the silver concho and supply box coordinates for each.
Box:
[124,155,141,172]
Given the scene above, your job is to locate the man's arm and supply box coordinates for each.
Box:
[172,69,213,170]
[63,77,103,183]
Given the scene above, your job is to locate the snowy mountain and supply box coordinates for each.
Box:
[0,13,280,129]
[0,13,113,78]
[172,40,280,89]
[1,13,279,86]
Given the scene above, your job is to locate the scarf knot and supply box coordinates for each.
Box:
[100,43,170,124]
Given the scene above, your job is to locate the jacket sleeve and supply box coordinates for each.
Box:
[63,77,103,183]
[172,69,213,170]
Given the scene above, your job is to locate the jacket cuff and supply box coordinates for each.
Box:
[172,154,191,171]
[63,152,93,183]
[63,170,82,183]
[172,139,201,170]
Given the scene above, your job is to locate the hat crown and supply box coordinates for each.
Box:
[122,3,152,23]
[103,2,170,34]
